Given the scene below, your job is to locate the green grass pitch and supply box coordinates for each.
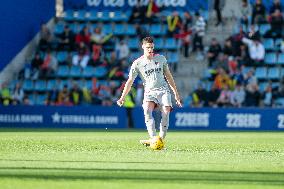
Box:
[0,130,283,189]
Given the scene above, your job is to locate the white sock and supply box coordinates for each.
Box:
[159,111,169,139]
[143,108,156,138]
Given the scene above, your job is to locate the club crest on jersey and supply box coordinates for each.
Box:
[155,61,159,65]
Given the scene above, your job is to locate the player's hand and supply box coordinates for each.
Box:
[117,98,125,107]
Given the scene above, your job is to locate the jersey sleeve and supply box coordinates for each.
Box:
[161,55,169,71]
[128,60,139,79]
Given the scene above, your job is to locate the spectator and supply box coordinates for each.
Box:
[223,38,234,57]
[214,67,231,90]
[46,86,58,105]
[245,83,261,106]
[39,24,52,51]
[75,26,91,46]
[207,38,222,67]
[242,36,265,66]
[228,56,238,76]
[134,24,148,40]
[115,39,130,60]
[262,84,273,106]
[240,0,251,30]
[58,25,75,50]
[244,69,258,88]
[146,0,160,23]
[174,26,192,57]
[11,83,24,105]
[247,25,260,40]
[31,52,43,80]
[129,0,146,23]
[214,0,225,26]
[0,82,11,106]
[264,9,283,39]
[251,0,266,25]
[207,84,220,107]
[40,50,58,78]
[70,83,83,105]
[182,11,193,29]
[192,12,206,55]
[167,11,182,37]
[72,42,90,68]
[230,83,246,107]
[217,84,232,107]
[57,85,70,105]
[270,0,282,14]
[236,44,250,66]
[191,83,207,107]
[22,95,32,105]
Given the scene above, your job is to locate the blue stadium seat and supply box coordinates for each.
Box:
[263,39,274,51]
[278,53,284,65]
[126,25,136,35]
[101,24,113,34]
[258,82,268,92]
[155,38,164,50]
[23,80,34,91]
[111,11,127,22]
[34,80,46,92]
[94,66,107,78]
[275,98,284,107]
[167,52,179,64]
[255,67,267,79]
[75,10,87,22]
[281,68,284,77]
[88,10,99,21]
[46,79,57,90]
[267,67,280,80]
[70,66,82,78]
[259,24,271,35]
[63,10,74,21]
[57,65,69,78]
[82,66,94,78]
[98,11,110,22]
[149,24,164,35]
[165,38,178,50]
[128,38,139,50]
[35,94,47,105]
[113,24,126,35]
[56,51,68,63]
[59,80,71,89]
[264,53,277,65]
[129,51,141,62]
[54,23,64,35]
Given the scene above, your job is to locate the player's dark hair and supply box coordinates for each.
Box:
[142,36,154,44]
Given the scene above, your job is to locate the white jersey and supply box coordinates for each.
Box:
[129,54,170,92]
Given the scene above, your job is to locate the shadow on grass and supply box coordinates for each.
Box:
[0,167,283,185]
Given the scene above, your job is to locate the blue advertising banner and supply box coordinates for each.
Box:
[0,106,127,128]
[132,107,284,131]
[64,0,208,11]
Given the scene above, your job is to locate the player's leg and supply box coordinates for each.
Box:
[159,106,171,139]
[142,101,157,138]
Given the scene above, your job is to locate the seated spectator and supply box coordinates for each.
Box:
[128,0,146,23]
[40,50,58,78]
[244,69,258,88]
[223,38,234,57]
[217,84,232,107]
[262,84,273,106]
[70,83,83,105]
[46,86,58,105]
[0,82,11,106]
[251,0,266,25]
[228,56,238,76]
[236,44,250,66]
[269,0,282,14]
[230,83,246,107]
[115,39,130,60]
[264,9,283,39]
[75,26,91,46]
[31,52,43,80]
[58,25,75,51]
[57,85,70,104]
[191,83,207,107]
[242,36,265,66]
[212,53,229,72]
[167,11,182,37]
[240,0,251,30]
[39,24,52,51]
[245,83,261,106]
[72,42,90,68]
[207,84,220,107]
[22,95,32,105]
[11,83,24,105]
[207,38,222,67]
[247,25,260,40]
[214,67,231,90]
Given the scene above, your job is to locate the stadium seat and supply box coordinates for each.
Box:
[165,38,178,50]
[82,66,94,78]
[59,80,71,89]
[63,10,74,21]
[275,98,284,107]
[98,11,110,22]
[23,80,34,91]
[264,53,277,65]
[267,67,280,80]
[56,51,68,63]
[57,65,69,78]
[278,53,284,65]
[35,94,47,105]
[88,10,99,21]
[34,80,47,92]
[101,24,113,34]
[126,25,136,36]
[75,10,87,22]
[129,51,141,62]
[93,66,107,78]
[128,38,139,50]
[255,67,267,79]
[154,38,164,50]
[167,52,179,64]
[54,23,64,35]
[263,39,274,51]
[113,24,126,35]
[111,11,128,22]
[69,66,82,78]
[259,24,271,35]
[149,24,164,36]
[46,79,57,90]
[258,82,268,92]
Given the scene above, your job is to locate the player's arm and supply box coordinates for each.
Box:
[164,67,182,107]
[117,76,135,107]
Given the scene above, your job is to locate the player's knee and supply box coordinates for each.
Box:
[162,106,171,114]
[144,108,153,119]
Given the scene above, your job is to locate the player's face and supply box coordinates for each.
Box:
[142,42,154,57]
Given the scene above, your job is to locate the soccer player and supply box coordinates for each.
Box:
[117,36,182,146]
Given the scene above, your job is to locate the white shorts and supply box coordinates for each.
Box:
[143,90,172,108]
